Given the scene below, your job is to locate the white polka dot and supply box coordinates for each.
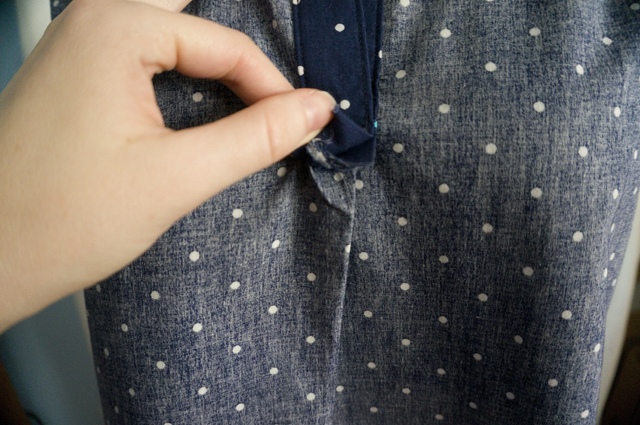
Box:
[104,348,109,357]
[402,388,411,394]
[594,343,601,353]
[613,278,618,287]
[485,143,497,154]
[548,378,558,387]
[156,361,166,369]
[523,267,534,276]
[367,362,376,369]
[128,388,135,396]
[309,202,318,212]
[614,107,621,117]
[635,150,638,160]
[270,367,278,375]
[297,66,304,76]
[469,402,478,409]
[435,414,444,420]
[268,306,278,314]
[272,240,281,249]
[393,143,404,153]
[478,293,488,302]
[307,273,317,282]
[52,0,60,6]
[485,62,497,72]
[402,339,411,346]
[364,310,373,318]
[151,291,160,300]
[396,70,406,79]
[232,345,242,354]
[439,183,450,193]
[114,406,119,414]
[306,336,316,344]
[336,385,344,392]
[189,251,200,262]
[439,255,449,264]
[632,3,640,10]
[473,353,482,361]
[529,27,541,36]
[400,283,410,291]
[581,410,590,418]
[531,187,543,198]
[437,368,446,375]
[572,231,584,242]
[438,316,448,324]
[514,335,523,344]
[339,99,350,109]
[610,253,615,261]
[272,20,277,29]
[635,187,639,195]
[277,167,287,177]
[604,268,608,278]
[438,104,450,114]
[370,407,378,413]
[440,28,451,38]
[236,404,245,411]
[613,189,619,199]
[400,0,410,6]
[611,223,615,232]
[306,393,315,401]
[334,172,344,181]
[506,392,515,400]
[482,223,493,233]
[192,323,203,332]
[534,101,545,112]
[579,146,588,157]
[121,324,129,332]
[378,50,382,58]
[198,387,208,395]
[576,65,584,75]
[95,284,101,292]
[359,252,369,260]
[398,217,408,226]
[232,209,243,218]
[96,367,100,373]
[230,281,240,290]
[562,310,572,320]
[602,37,612,45]
[335,23,345,32]
[345,244,351,253]
[355,179,364,189]
[192,92,203,102]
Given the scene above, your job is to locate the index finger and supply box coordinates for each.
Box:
[138,4,295,105]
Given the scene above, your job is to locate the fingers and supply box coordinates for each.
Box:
[151,89,336,213]
[130,0,192,12]
[140,7,294,106]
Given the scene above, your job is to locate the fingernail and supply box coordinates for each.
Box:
[302,90,336,132]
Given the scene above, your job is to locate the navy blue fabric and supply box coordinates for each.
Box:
[291,0,384,169]
[51,0,640,424]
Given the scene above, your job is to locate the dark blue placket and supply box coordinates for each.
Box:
[291,0,384,170]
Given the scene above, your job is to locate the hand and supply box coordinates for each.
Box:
[0,0,336,332]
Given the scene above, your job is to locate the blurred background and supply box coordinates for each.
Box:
[0,1,639,424]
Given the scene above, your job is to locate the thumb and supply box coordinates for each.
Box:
[154,88,336,210]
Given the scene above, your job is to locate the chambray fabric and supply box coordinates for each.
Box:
[53,0,640,424]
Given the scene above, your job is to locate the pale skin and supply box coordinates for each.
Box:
[0,0,336,333]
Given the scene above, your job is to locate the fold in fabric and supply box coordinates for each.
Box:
[291,0,384,169]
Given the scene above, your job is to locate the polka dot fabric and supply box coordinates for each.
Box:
[51,0,640,424]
